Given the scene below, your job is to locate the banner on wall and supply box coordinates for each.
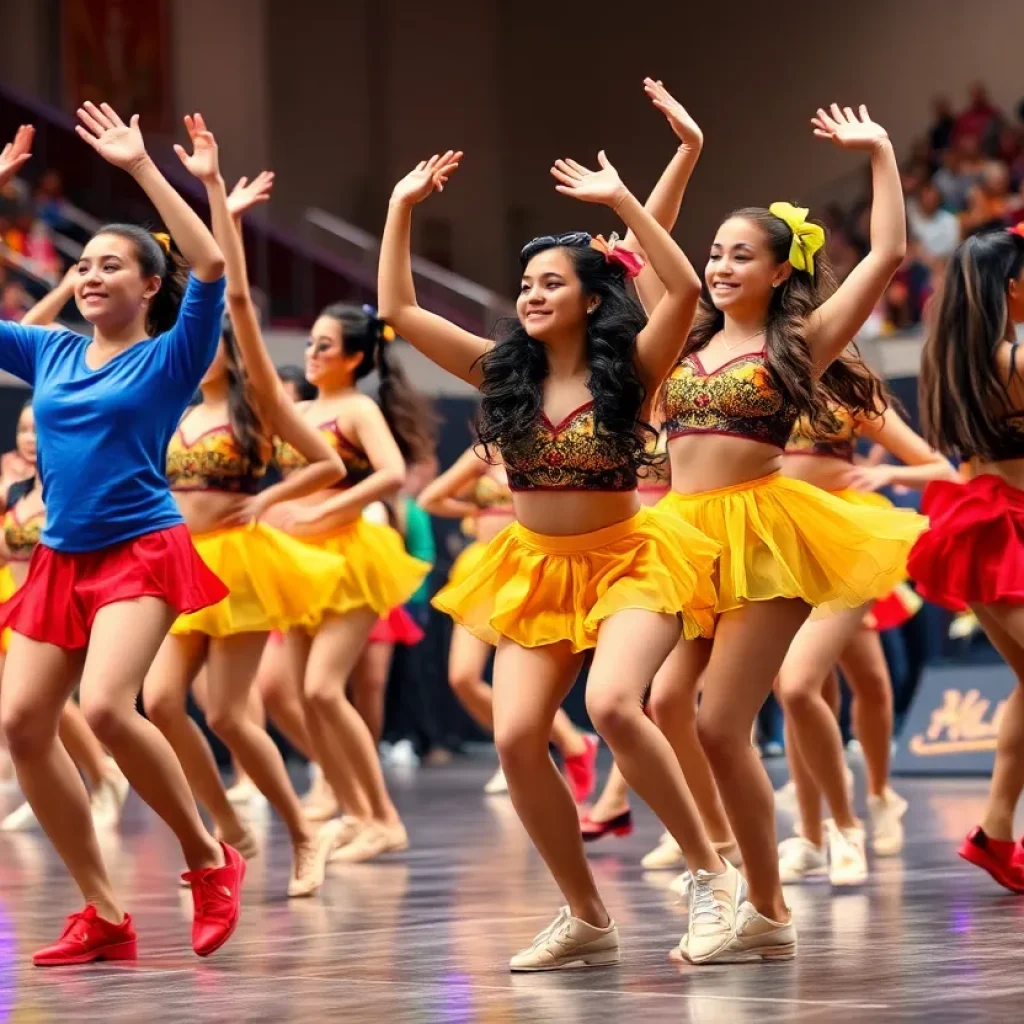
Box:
[892,662,1011,776]
[62,0,170,133]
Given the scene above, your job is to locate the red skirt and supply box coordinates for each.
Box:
[908,475,1024,612]
[367,606,425,646]
[0,525,228,650]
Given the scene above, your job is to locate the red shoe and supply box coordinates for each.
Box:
[33,905,137,966]
[564,735,599,804]
[581,809,633,843]
[183,842,246,957]
[958,827,1024,893]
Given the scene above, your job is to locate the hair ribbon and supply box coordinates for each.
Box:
[589,232,646,281]
[152,231,172,254]
[363,303,396,343]
[768,202,825,277]
[1008,221,1024,239]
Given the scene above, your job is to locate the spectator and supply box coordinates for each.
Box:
[953,82,1002,152]
[24,221,60,281]
[932,137,983,212]
[0,279,31,322]
[961,161,1023,235]
[928,95,956,154]
[33,170,67,232]
[907,180,960,264]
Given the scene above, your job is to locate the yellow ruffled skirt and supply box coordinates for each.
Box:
[448,541,488,588]
[659,475,927,616]
[0,565,16,652]
[171,523,352,637]
[298,518,431,618]
[432,506,720,652]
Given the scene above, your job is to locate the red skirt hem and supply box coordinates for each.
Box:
[908,475,1024,612]
[0,525,228,650]
[368,606,425,646]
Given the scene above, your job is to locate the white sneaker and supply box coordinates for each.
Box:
[484,766,509,794]
[670,841,742,899]
[1,801,37,832]
[827,819,868,887]
[641,832,685,870]
[670,870,693,898]
[868,788,908,857]
[387,739,420,769]
[774,780,798,815]
[509,907,620,972]
[227,777,259,805]
[778,836,827,883]
[681,858,745,963]
[708,901,797,963]
[90,778,123,829]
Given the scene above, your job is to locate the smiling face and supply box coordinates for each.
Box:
[15,404,36,465]
[515,247,592,343]
[75,232,161,332]
[705,217,789,318]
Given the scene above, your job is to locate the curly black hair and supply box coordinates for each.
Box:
[476,236,658,471]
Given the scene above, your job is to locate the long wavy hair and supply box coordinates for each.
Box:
[320,303,438,464]
[920,229,1024,458]
[686,207,886,427]
[476,237,658,470]
[220,315,272,482]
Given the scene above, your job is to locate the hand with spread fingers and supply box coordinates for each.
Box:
[390,150,463,207]
[812,103,890,152]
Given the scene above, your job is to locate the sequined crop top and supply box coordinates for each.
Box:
[166,420,265,495]
[274,420,373,489]
[472,470,514,514]
[501,401,636,492]
[660,350,798,450]
[786,404,858,462]
[4,503,43,561]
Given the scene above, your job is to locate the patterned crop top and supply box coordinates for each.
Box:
[472,470,514,514]
[166,420,265,495]
[501,401,636,492]
[4,503,44,561]
[786,404,858,462]
[660,350,798,450]
[274,420,373,490]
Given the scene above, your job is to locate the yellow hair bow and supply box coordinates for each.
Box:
[768,202,825,277]
[152,231,172,254]
[381,324,396,343]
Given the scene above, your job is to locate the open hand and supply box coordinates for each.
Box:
[847,463,893,493]
[391,151,463,206]
[812,104,890,152]
[0,125,34,188]
[227,171,275,218]
[173,113,221,184]
[76,102,148,173]
[551,151,629,208]
[644,79,702,151]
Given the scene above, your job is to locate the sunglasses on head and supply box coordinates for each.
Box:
[520,232,592,259]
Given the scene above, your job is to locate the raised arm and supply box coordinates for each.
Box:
[551,151,701,392]
[21,265,77,328]
[806,105,906,372]
[417,446,487,518]
[849,408,958,491]
[378,153,491,387]
[75,102,224,282]
[623,79,703,314]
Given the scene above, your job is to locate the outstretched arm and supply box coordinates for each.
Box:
[76,101,224,281]
[806,105,906,373]
[417,446,486,518]
[378,153,491,387]
[552,151,700,392]
[850,408,958,491]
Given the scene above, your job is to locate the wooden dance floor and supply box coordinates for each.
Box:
[1,753,1022,1022]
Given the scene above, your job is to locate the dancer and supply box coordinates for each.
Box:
[142,118,351,897]
[630,85,920,962]
[0,111,243,966]
[381,137,730,972]
[418,445,599,799]
[909,224,1024,892]
[0,399,129,832]
[775,398,955,886]
[262,301,434,863]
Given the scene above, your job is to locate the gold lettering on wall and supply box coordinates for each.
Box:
[908,689,1006,756]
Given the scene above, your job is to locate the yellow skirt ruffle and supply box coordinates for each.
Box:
[659,475,927,616]
[171,523,352,637]
[0,565,15,652]
[299,518,431,618]
[448,541,488,588]
[432,506,720,652]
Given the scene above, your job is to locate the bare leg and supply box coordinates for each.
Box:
[79,599,222,872]
[586,610,721,873]
[971,604,1024,840]
[0,635,121,920]
[648,636,734,845]
[143,632,248,843]
[839,628,894,799]
[589,762,631,822]
[257,637,317,761]
[697,599,811,921]
[58,700,107,790]
[492,639,606,924]
[776,607,868,832]
[782,710,825,846]
[349,641,394,743]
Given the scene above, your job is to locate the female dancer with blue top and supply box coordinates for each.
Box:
[0,110,243,966]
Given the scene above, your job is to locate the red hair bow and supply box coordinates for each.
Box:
[1009,221,1024,239]
[589,233,646,281]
